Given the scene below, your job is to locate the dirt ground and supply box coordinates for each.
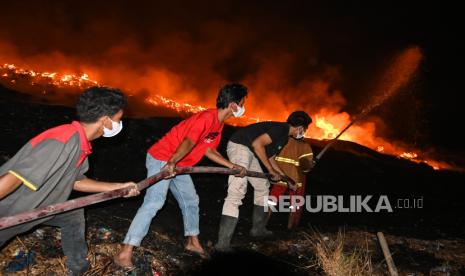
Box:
[1,220,465,275]
[1,87,465,275]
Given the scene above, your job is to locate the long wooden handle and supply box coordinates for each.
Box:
[377,232,399,276]
[0,166,270,230]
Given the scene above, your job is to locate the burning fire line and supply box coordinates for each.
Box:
[1,63,263,126]
[0,63,451,170]
[1,63,97,87]
[144,96,262,125]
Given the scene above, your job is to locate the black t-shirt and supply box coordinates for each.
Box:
[230,122,290,157]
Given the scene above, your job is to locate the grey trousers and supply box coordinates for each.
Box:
[222,142,270,218]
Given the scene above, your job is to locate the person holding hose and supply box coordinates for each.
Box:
[0,87,139,275]
[215,111,312,251]
[115,83,249,267]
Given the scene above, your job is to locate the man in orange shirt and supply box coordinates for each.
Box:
[270,136,314,229]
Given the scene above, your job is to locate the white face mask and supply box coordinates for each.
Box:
[295,127,305,139]
[103,119,123,138]
[232,104,246,117]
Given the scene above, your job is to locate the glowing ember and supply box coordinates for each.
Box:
[400,152,418,159]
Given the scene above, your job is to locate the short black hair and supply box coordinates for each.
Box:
[76,86,127,123]
[216,83,248,109]
[287,111,312,128]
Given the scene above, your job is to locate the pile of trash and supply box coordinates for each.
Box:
[2,224,465,275]
[0,227,68,275]
[0,226,177,275]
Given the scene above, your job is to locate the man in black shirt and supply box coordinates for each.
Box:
[215,111,312,251]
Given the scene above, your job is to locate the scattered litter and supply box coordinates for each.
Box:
[1,219,464,275]
[55,229,62,240]
[10,248,20,257]
[167,255,181,266]
[151,258,164,276]
[33,229,45,239]
[288,243,304,256]
[431,264,453,273]
[97,227,113,241]
[5,250,36,272]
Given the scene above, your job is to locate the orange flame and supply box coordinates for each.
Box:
[0,47,456,171]
[1,63,97,87]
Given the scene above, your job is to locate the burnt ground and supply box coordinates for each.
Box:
[1,86,465,275]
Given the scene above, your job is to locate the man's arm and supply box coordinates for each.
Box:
[251,133,280,181]
[168,138,196,164]
[269,155,286,175]
[204,148,234,168]
[269,156,298,191]
[204,148,246,177]
[0,173,22,200]
[162,138,196,177]
[74,178,139,197]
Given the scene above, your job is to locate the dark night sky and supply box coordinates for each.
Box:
[0,0,463,153]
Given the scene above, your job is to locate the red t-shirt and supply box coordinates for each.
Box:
[148,109,224,167]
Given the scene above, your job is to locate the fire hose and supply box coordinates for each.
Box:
[0,115,361,231]
[0,121,356,231]
[0,166,295,230]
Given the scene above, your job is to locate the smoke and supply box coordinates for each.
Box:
[0,1,346,120]
[3,1,460,170]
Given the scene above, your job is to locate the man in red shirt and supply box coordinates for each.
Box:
[115,84,248,267]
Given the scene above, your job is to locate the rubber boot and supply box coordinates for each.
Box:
[250,204,273,237]
[215,215,238,252]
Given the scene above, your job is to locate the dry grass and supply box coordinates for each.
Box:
[304,230,374,276]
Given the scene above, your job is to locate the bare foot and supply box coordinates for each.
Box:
[114,251,134,268]
[185,243,205,254]
[185,244,210,259]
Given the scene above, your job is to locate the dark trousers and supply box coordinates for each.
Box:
[44,208,89,274]
[0,208,89,274]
